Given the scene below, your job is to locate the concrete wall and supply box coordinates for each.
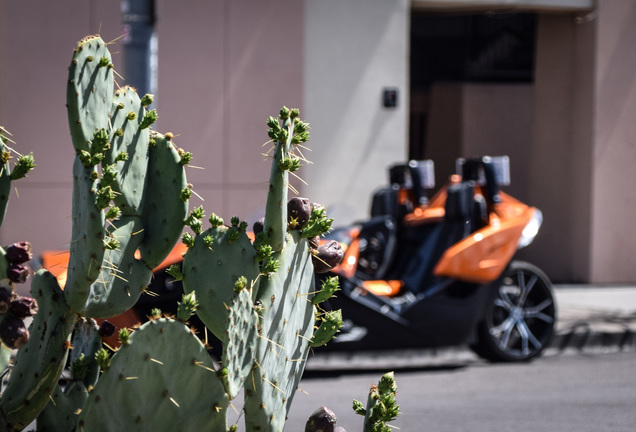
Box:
[303,0,410,225]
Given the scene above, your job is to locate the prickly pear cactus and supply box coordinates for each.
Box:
[0,34,345,432]
[64,35,188,318]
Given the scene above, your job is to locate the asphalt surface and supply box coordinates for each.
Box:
[304,284,636,370]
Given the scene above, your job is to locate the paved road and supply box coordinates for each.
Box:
[283,350,636,432]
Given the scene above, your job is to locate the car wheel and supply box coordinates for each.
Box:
[470,260,556,362]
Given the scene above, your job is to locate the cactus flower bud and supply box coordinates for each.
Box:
[98,320,116,338]
[288,197,311,230]
[0,316,29,349]
[5,241,33,264]
[9,296,38,318]
[7,264,29,284]
[312,240,344,274]
[141,93,154,107]
[10,153,36,180]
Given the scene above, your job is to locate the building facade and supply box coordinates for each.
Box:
[1,0,635,284]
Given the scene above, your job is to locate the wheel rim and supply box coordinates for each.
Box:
[488,267,555,360]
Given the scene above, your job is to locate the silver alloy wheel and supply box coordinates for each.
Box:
[471,261,556,362]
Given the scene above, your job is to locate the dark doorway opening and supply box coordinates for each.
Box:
[409,11,536,161]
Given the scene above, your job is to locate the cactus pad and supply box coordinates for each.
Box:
[77,318,229,432]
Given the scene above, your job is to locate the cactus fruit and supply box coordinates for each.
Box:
[288,197,312,229]
[305,407,341,432]
[312,240,344,274]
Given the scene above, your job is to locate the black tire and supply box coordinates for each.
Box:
[470,261,556,362]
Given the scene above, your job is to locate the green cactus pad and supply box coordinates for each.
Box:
[65,157,106,313]
[69,318,102,387]
[37,380,89,432]
[77,319,229,432]
[138,131,188,269]
[66,35,114,154]
[82,215,153,318]
[221,288,259,399]
[105,86,150,215]
[0,270,77,430]
[263,118,292,253]
[182,225,260,341]
[244,231,316,432]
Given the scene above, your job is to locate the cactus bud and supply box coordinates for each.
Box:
[141,93,154,106]
[179,150,192,165]
[290,108,300,119]
[0,316,29,349]
[203,235,214,249]
[182,232,195,248]
[209,213,224,228]
[177,292,199,322]
[312,276,340,304]
[104,206,121,220]
[227,227,240,244]
[7,264,29,284]
[70,353,90,381]
[126,111,137,121]
[9,295,38,318]
[230,216,240,227]
[140,109,158,129]
[279,106,290,120]
[98,320,116,338]
[352,400,366,416]
[238,221,248,232]
[96,186,115,210]
[104,236,120,250]
[118,328,131,345]
[180,186,193,202]
[116,151,129,162]
[166,264,183,281]
[101,164,117,186]
[10,153,36,180]
[288,197,311,230]
[5,241,33,264]
[234,276,248,292]
[95,348,111,371]
[312,240,344,274]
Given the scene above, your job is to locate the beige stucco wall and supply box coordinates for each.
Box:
[303,0,410,226]
[0,1,122,260]
[524,1,636,283]
[590,0,636,282]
